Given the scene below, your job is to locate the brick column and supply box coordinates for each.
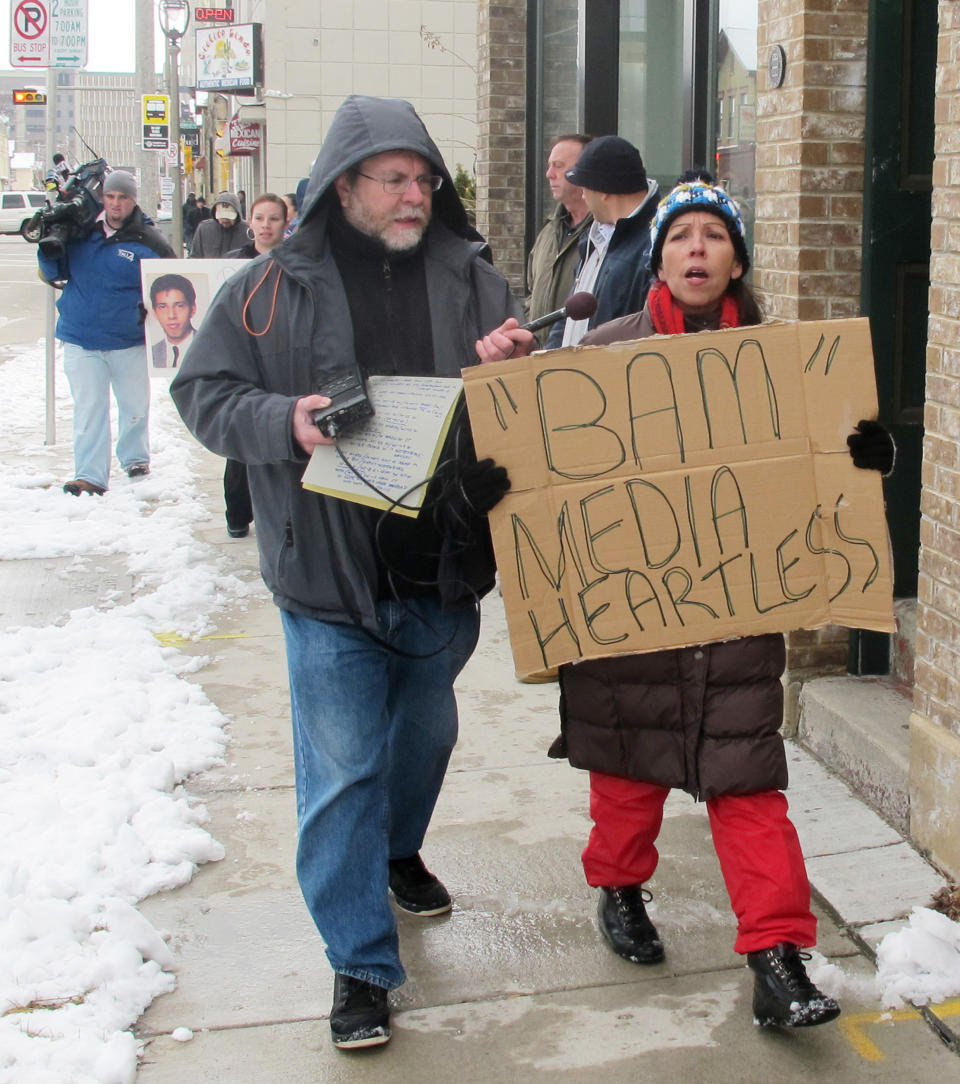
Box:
[755,1,870,724]
[476,0,527,292]
[754,0,868,319]
[910,1,960,879]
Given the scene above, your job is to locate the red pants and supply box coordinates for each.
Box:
[582,772,817,954]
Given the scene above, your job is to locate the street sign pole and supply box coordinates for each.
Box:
[44,76,57,445]
[168,33,183,255]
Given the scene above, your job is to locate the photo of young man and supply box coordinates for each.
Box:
[149,273,198,368]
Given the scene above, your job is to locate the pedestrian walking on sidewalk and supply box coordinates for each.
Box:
[477,173,895,1031]
[38,169,174,496]
[171,95,524,1051]
[215,193,291,540]
[188,191,247,259]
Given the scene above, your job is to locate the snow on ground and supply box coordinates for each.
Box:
[0,342,257,1083]
[1,338,959,1082]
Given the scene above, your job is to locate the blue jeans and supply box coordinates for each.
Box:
[281,597,480,989]
[63,342,150,489]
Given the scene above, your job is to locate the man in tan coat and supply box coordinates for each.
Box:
[525,134,593,324]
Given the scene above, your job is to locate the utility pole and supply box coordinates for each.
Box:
[43,77,58,445]
[158,1,190,255]
[135,0,157,214]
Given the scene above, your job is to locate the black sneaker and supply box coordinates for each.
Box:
[597,886,665,964]
[63,479,105,496]
[388,853,452,916]
[126,464,150,478]
[748,943,841,1027]
[329,973,390,1049]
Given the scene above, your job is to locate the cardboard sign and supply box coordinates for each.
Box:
[462,318,895,678]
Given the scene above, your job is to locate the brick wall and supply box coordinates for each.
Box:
[755,1,869,696]
[754,0,868,322]
[917,3,960,742]
[476,0,527,291]
[912,4,960,877]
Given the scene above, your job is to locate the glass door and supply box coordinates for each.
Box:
[712,0,758,258]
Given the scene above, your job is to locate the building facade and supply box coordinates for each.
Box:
[477,0,959,880]
[188,1,480,204]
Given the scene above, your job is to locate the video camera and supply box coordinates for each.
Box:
[21,157,108,260]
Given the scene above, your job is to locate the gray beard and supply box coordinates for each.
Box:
[382,225,426,253]
[342,197,428,253]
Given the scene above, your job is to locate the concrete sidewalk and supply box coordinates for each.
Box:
[134,444,957,1082]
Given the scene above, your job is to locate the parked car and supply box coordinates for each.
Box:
[0,191,48,235]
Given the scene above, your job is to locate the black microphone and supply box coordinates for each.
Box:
[521,291,597,334]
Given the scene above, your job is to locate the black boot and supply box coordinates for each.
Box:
[329,973,391,1049]
[389,853,452,916]
[748,943,841,1027]
[597,886,665,964]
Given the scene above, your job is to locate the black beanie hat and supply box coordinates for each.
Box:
[565,135,647,195]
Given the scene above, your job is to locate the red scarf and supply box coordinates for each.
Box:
[647,280,741,334]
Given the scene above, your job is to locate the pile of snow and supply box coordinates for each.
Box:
[875,906,960,1007]
[0,343,255,1083]
[810,904,960,1012]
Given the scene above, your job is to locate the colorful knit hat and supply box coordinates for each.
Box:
[648,180,749,274]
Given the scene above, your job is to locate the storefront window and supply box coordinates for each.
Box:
[714,0,757,257]
[618,0,685,193]
[537,1,580,224]
[529,0,758,263]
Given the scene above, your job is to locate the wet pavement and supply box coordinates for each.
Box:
[129,442,960,1082]
[3,235,955,1079]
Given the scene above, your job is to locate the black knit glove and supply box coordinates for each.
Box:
[847,419,895,475]
[457,457,511,514]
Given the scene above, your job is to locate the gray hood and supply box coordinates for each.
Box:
[297,95,475,240]
[213,191,242,217]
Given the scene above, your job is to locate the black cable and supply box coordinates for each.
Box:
[323,404,489,658]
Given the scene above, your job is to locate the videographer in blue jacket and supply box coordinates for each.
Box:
[38,170,174,496]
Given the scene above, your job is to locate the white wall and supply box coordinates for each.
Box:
[243,0,478,195]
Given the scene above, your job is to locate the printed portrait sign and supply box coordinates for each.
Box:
[141,259,245,380]
[462,318,895,679]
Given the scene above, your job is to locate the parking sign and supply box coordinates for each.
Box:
[10,0,50,68]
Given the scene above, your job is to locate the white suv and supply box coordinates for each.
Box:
[0,191,48,235]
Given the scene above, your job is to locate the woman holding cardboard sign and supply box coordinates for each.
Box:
[477,174,893,1029]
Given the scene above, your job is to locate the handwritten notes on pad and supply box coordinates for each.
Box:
[301,375,463,517]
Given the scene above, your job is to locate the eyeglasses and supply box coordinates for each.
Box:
[355,171,444,195]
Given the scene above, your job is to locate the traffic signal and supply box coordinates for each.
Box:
[13,90,47,105]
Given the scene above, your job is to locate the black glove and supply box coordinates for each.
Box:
[847,419,895,475]
[457,457,511,515]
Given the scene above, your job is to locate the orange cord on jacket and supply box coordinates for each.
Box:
[241,259,284,337]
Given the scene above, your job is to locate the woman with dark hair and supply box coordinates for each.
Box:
[283,177,310,239]
[476,175,894,1031]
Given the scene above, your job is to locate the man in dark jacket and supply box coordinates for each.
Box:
[38,169,174,495]
[171,95,522,1051]
[545,135,660,348]
[188,191,247,258]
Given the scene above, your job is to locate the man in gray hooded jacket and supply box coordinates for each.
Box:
[188,190,248,258]
[170,96,524,1050]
